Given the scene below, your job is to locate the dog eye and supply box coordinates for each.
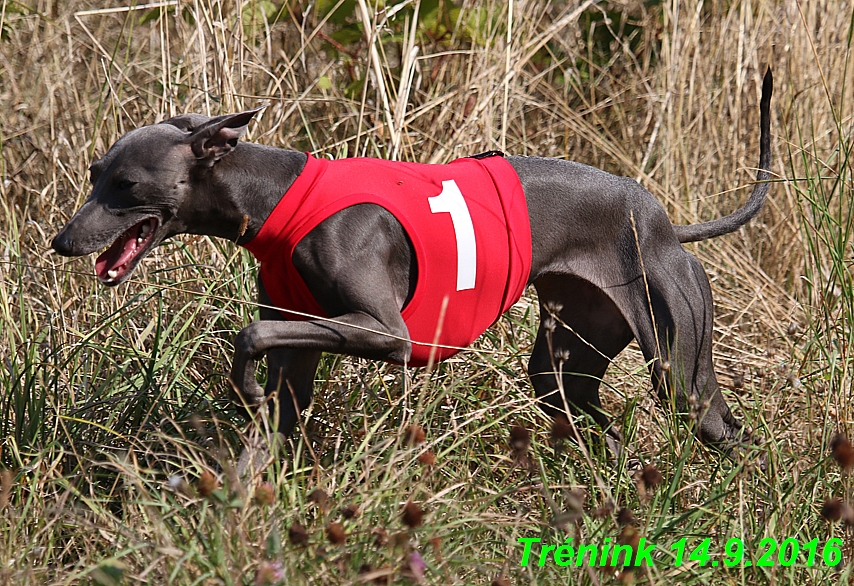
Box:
[116,179,137,190]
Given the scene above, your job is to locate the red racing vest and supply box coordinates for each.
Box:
[242,153,532,367]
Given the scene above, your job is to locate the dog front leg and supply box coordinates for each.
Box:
[232,346,323,479]
[229,312,411,433]
[263,348,322,435]
[236,281,323,434]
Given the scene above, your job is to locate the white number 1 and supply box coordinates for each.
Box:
[428,180,476,291]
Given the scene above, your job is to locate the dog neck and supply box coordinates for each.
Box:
[179,144,308,244]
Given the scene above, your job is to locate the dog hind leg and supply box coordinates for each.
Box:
[612,250,747,448]
[529,274,635,452]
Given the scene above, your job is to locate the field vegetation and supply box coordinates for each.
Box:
[1,0,853,583]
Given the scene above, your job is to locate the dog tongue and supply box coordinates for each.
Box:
[95,222,145,281]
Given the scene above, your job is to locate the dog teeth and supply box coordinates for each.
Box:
[107,269,119,279]
[139,222,151,237]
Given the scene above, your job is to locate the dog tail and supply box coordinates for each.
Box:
[674,67,772,244]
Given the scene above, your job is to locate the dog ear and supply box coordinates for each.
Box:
[161,113,212,132]
[187,106,265,165]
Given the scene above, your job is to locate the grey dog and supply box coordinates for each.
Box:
[52,69,772,455]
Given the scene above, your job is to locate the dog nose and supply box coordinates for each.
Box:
[51,231,75,256]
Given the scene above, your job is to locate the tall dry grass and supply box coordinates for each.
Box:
[0,0,853,584]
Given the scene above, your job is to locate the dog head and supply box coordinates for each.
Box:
[51,108,262,286]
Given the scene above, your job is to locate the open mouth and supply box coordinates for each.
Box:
[95,217,158,285]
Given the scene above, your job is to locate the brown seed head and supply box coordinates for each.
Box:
[639,465,663,489]
[326,521,347,545]
[617,507,635,526]
[491,577,511,586]
[308,488,329,508]
[417,450,436,466]
[821,498,843,521]
[551,415,572,441]
[196,470,219,498]
[341,504,360,520]
[402,501,423,528]
[288,522,309,546]
[831,434,854,470]
[254,482,276,507]
[509,425,530,452]
[404,424,426,446]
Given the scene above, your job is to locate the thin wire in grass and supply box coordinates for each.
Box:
[13,259,508,359]
[541,303,654,385]
[20,254,657,381]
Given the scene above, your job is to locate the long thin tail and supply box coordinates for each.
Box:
[674,67,772,244]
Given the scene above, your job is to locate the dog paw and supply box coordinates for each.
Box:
[227,375,266,409]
